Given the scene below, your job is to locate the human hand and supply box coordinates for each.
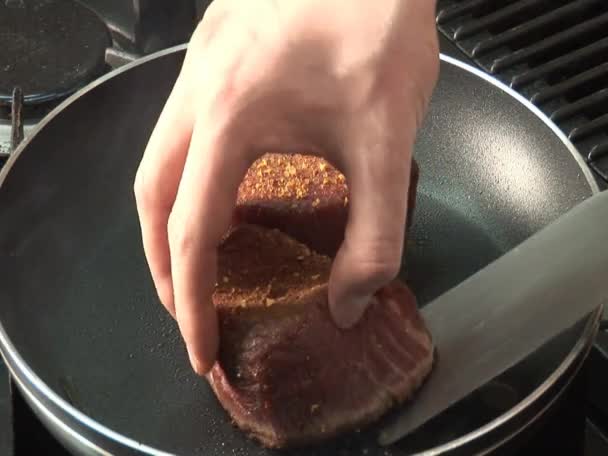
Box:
[134,0,439,375]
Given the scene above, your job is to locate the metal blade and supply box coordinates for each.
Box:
[378,190,608,446]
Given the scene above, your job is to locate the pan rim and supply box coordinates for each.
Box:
[0,44,601,455]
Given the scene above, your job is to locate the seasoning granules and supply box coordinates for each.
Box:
[237,153,348,205]
[214,225,330,309]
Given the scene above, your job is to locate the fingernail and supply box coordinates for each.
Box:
[331,294,377,329]
[188,349,206,376]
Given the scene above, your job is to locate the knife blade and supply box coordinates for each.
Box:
[378,190,608,446]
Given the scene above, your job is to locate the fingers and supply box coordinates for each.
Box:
[168,118,254,375]
[134,76,194,318]
[328,134,414,328]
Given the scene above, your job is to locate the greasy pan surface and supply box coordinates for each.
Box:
[0,46,599,455]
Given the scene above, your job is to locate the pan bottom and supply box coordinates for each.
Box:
[404,191,505,304]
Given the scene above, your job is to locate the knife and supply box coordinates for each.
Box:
[378,189,608,446]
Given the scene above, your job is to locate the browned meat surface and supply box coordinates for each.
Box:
[209,225,434,449]
[235,153,420,257]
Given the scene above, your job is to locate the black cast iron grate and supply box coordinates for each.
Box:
[436,0,608,184]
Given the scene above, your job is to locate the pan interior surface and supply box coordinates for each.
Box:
[0,50,596,456]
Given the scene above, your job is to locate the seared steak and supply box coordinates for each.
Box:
[235,153,420,257]
[209,225,434,448]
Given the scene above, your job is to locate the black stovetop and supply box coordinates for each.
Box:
[1,1,608,455]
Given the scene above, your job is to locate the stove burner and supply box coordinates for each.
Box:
[0,0,111,107]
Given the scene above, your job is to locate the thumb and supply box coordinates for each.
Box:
[328,135,414,328]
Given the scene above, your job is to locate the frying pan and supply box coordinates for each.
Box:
[0,44,601,456]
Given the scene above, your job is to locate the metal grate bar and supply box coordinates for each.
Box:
[436,0,496,25]
[551,89,608,123]
[471,0,602,57]
[510,37,608,90]
[568,113,608,143]
[589,143,608,162]
[454,0,547,40]
[589,142,608,181]
[531,62,608,105]
[490,13,608,74]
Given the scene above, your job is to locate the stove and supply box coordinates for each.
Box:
[0,0,203,159]
[0,1,608,454]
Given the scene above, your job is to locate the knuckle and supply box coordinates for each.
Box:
[134,165,173,214]
[351,241,402,285]
[167,211,197,259]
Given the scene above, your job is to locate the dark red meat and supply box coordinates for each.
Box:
[209,225,434,448]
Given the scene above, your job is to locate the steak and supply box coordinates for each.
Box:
[235,153,420,257]
[209,225,434,448]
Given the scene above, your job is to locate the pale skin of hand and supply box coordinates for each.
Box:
[134,0,439,375]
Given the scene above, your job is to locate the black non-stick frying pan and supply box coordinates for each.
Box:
[0,45,601,456]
